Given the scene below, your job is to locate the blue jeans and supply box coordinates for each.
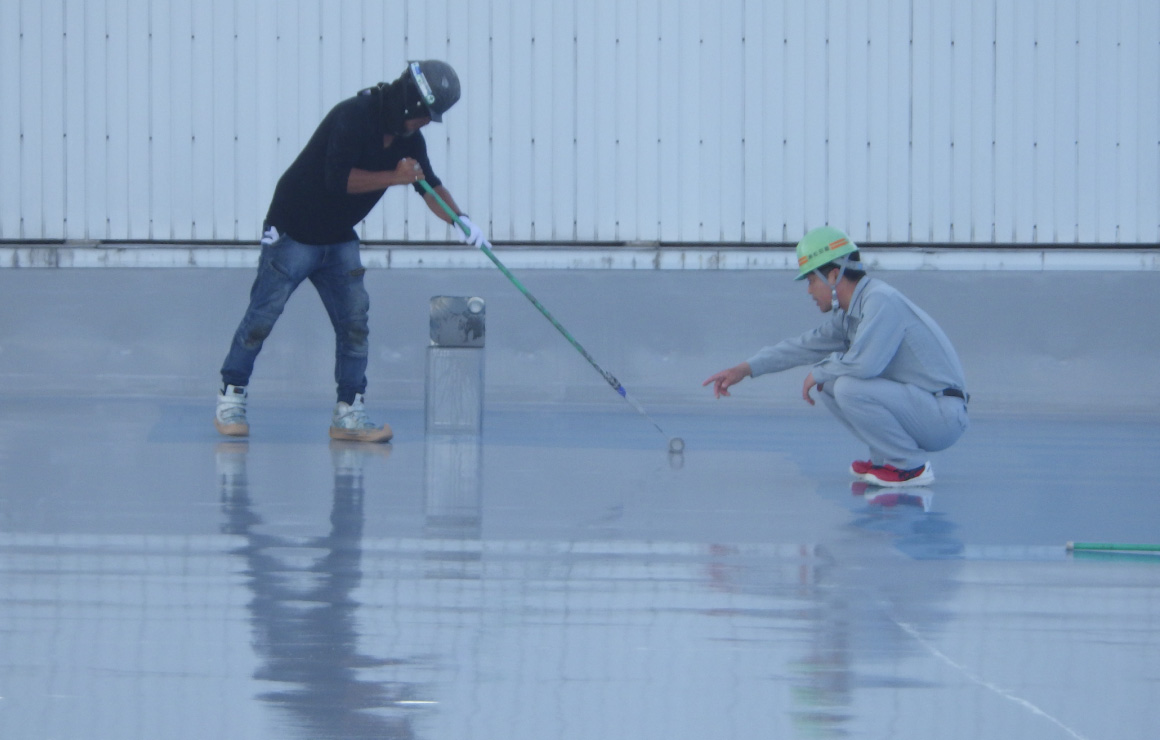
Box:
[220,234,371,403]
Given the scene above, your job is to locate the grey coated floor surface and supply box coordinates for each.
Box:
[2,265,1159,739]
[3,398,1158,740]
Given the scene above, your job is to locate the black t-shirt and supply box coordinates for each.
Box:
[264,92,443,245]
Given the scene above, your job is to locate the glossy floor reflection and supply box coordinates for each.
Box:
[2,396,1158,740]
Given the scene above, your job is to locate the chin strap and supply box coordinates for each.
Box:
[816,255,865,311]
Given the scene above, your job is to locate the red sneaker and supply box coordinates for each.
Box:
[859,462,934,487]
[850,459,875,476]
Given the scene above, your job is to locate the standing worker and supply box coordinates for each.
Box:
[703,226,969,486]
[215,60,489,442]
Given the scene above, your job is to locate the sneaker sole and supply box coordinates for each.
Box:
[329,426,393,443]
[858,466,935,487]
[215,419,249,437]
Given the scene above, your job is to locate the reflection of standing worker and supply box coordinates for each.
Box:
[215,60,490,442]
[703,226,969,486]
[216,441,413,736]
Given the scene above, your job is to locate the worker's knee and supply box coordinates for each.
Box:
[828,375,860,403]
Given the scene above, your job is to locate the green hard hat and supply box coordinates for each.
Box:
[794,226,858,280]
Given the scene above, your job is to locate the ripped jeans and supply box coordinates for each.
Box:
[220,233,370,403]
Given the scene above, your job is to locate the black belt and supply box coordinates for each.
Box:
[936,388,968,401]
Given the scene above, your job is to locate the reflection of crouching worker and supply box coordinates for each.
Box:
[703,226,969,487]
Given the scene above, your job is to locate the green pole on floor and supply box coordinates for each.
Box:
[1066,541,1160,553]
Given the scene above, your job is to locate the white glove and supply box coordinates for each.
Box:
[454,214,488,248]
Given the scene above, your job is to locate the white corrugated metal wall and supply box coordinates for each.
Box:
[0,0,1157,245]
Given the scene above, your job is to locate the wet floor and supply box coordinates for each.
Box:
[2,265,1159,739]
[4,399,1159,739]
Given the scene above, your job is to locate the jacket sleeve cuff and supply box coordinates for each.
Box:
[810,366,835,386]
[745,354,774,378]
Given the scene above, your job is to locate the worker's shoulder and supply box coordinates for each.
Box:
[856,277,909,314]
[860,277,904,300]
[323,92,374,119]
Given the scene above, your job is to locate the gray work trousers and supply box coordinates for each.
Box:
[819,376,969,470]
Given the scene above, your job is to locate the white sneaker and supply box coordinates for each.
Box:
[329,394,393,443]
[215,385,249,437]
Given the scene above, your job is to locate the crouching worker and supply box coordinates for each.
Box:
[703,226,969,487]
